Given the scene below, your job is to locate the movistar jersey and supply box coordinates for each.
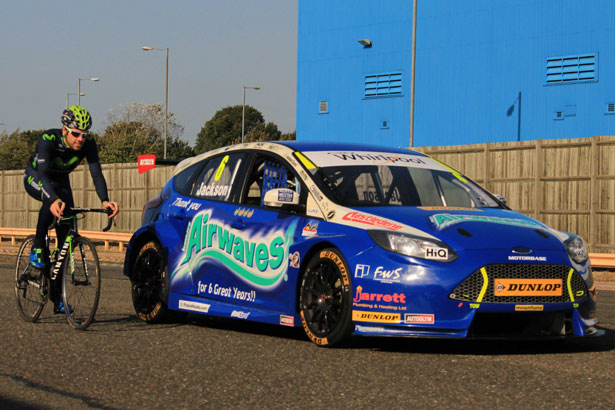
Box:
[26,128,109,204]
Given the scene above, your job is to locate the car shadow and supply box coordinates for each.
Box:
[178,314,615,354]
[185,314,307,342]
[345,325,615,355]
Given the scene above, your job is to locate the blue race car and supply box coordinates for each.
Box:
[124,142,599,346]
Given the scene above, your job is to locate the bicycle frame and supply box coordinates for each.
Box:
[50,233,74,281]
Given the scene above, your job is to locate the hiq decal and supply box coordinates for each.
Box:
[171,210,297,289]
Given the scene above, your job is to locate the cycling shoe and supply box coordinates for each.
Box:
[53,301,73,314]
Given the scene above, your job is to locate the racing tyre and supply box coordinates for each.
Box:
[62,236,101,330]
[131,241,175,323]
[300,248,353,347]
[15,235,49,322]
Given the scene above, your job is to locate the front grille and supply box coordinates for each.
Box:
[450,264,588,304]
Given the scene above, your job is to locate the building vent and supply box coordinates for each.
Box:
[546,54,597,84]
[319,100,328,113]
[553,105,576,120]
[364,72,402,97]
[606,102,615,115]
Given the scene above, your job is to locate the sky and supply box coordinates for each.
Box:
[0,0,298,145]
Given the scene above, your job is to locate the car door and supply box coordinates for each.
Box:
[168,151,248,295]
[188,151,309,313]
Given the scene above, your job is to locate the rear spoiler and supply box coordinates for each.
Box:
[138,155,180,174]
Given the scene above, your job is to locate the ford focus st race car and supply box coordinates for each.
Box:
[124,142,599,346]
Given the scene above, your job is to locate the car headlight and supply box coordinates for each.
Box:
[564,235,588,264]
[368,230,457,262]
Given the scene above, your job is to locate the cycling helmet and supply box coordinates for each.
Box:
[61,106,92,131]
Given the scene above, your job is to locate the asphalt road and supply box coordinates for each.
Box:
[1,260,614,410]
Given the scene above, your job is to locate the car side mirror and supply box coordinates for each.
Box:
[263,188,300,208]
[494,194,507,205]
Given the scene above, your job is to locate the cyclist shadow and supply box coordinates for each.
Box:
[85,312,185,332]
[33,308,179,332]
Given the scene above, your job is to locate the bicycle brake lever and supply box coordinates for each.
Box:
[102,209,114,232]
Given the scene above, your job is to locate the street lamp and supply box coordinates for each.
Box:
[77,77,100,105]
[409,0,417,147]
[66,92,85,108]
[242,86,261,143]
[142,46,169,159]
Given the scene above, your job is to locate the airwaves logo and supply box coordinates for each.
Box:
[171,210,296,289]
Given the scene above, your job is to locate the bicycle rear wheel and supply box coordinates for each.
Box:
[62,236,101,330]
[15,235,49,322]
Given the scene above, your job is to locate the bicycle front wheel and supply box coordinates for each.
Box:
[62,236,101,330]
[15,235,49,322]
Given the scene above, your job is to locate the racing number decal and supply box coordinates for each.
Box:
[214,155,229,182]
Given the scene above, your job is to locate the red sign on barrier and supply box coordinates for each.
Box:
[138,155,156,174]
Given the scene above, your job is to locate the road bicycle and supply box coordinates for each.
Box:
[14,207,114,330]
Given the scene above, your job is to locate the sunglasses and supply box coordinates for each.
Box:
[67,128,89,139]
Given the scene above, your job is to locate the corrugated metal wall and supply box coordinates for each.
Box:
[297,0,615,147]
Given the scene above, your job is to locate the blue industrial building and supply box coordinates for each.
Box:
[297,0,615,147]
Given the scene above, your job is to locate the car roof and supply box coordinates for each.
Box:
[174,141,427,175]
[276,140,425,157]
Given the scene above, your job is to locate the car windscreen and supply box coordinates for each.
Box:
[309,161,500,208]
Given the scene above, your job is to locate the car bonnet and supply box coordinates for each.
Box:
[332,205,568,252]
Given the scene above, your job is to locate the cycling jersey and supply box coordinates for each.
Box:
[25,128,109,204]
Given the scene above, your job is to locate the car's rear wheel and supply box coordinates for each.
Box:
[131,241,174,323]
[299,248,353,346]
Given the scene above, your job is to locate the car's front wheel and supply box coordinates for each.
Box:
[299,248,353,346]
[131,241,173,323]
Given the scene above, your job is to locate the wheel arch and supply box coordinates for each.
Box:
[123,227,165,281]
[294,240,344,314]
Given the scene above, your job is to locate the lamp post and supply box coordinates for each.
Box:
[77,77,100,105]
[142,46,169,159]
[242,86,260,143]
[66,93,85,108]
[409,0,417,147]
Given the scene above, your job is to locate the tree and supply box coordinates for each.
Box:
[99,103,193,163]
[280,130,296,141]
[0,129,45,170]
[194,105,264,153]
[245,122,281,142]
[97,120,193,163]
[107,103,184,140]
[97,121,159,163]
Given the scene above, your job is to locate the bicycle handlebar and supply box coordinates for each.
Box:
[49,207,114,232]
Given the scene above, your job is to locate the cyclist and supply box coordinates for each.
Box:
[23,105,119,313]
